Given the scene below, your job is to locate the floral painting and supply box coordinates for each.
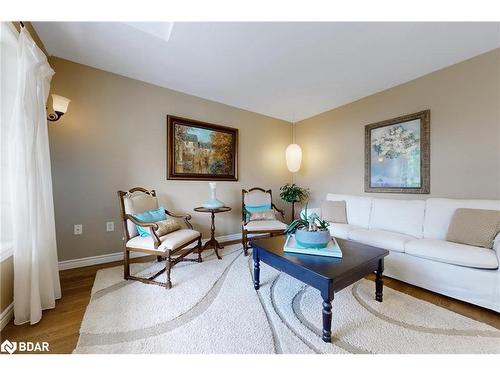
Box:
[167,116,238,181]
[365,111,430,193]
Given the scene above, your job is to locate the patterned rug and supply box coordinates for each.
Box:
[74,244,500,354]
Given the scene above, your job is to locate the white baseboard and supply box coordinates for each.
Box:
[0,302,14,331]
[58,232,246,271]
[58,251,146,271]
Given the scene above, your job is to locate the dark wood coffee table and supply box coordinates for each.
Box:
[251,235,389,342]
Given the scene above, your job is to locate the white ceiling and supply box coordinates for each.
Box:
[33,22,500,122]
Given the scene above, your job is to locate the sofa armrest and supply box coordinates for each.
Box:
[493,233,500,257]
[299,207,322,220]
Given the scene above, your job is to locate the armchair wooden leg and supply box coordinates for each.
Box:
[165,257,172,289]
[242,230,248,256]
[197,237,202,263]
[124,249,130,280]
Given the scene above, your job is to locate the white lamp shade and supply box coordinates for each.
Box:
[286,143,302,173]
[52,94,70,113]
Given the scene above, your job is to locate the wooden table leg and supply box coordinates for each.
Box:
[202,238,222,260]
[201,211,222,259]
[321,288,333,342]
[253,249,260,290]
[375,259,384,302]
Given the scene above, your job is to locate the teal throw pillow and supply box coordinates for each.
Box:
[132,207,167,237]
[245,204,272,221]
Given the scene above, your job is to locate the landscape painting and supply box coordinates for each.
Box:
[167,116,238,180]
[365,110,430,193]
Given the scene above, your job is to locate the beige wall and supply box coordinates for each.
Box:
[48,57,292,261]
[295,49,500,206]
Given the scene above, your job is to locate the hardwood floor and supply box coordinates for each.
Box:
[1,240,499,354]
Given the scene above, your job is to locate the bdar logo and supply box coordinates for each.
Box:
[1,339,17,354]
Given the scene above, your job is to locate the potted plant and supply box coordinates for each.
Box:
[279,183,310,221]
[285,205,330,248]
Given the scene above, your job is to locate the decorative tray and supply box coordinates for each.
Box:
[284,235,343,258]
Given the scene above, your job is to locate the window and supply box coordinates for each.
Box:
[0,22,18,261]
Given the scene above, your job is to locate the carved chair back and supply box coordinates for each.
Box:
[241,187,274,222]
[117,187,159,241]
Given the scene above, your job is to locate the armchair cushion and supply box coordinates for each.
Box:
[132,207,167,237]
[249,209,276,221]
[156,219,181,236]
[126,229,200,251]
[244,220,287,231]
[244,204,272,221]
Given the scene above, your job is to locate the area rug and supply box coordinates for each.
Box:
[74,244,500,354]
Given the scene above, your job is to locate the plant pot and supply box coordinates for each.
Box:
[295,229,331,249]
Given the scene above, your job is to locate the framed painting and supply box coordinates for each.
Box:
[167,115,238,181]
[365,110,430,194]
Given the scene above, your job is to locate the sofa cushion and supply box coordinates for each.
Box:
[328,223,363,240]
[244,220,287,231]
[369,198,425,238]
[126,229,200,251]
[405,239,499,269]
[348,228,415,253]
[446,208,500,248]
[424,198,500,240]
[321,200,347,223]
[326,194,372,228]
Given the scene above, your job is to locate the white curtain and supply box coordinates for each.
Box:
[7,26,61,325]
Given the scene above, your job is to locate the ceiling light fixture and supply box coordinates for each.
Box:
[286,117,302,173]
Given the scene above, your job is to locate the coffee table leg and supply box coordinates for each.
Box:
[375,259,384,302]
[321,289,333,343]
[253,249,260,290]
[321,299,332,343]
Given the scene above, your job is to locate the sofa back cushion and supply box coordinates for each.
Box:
[369,198,426,238]
[424,198,500,240]
[326,194,372,228]
[321,200,347,223]
[446,208,500,248]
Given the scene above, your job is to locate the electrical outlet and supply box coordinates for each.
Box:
[106,221,114,232]
[74,224,83,235]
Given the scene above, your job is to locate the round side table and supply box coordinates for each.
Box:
[194,206,231,259]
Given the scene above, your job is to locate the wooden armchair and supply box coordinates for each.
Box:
[241,187,286,256]
[117,187,202,289]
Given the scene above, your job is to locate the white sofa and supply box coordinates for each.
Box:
[307,194,500,312]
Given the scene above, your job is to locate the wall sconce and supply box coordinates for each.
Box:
[47,94,70,122]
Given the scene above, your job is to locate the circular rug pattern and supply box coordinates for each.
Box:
[74,244,500,354]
